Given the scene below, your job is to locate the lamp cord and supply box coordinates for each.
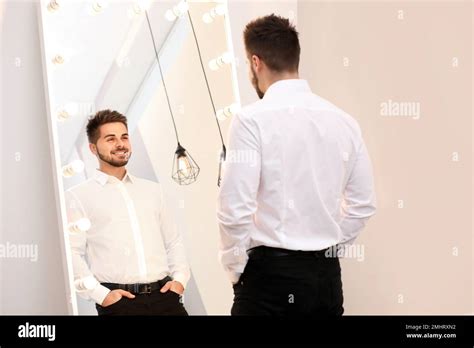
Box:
[187,10,225,147]
[145,10,180,144]
[187,10,227,186]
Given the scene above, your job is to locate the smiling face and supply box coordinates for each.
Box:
[90,122,131,168]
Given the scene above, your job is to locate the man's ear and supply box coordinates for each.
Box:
[89,143,97,156]
[251,54,261,71]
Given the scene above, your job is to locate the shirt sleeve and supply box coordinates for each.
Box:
[64,190,110,305]
[158,185,191,289]
[217,113,261,284]
[338,137,377,246]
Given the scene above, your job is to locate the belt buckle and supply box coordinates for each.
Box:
[139,284,151,294]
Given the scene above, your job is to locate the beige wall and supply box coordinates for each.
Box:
[298,1,472,314]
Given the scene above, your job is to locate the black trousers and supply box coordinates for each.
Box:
[95,290,188,316]
[231,247,344,316]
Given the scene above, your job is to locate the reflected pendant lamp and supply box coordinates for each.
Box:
[187,9,227,187]
[145,10,200,185]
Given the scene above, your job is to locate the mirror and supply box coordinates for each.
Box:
[38,0,240,315]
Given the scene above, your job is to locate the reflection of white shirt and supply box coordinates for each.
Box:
[217,79,377,284]
[65,170,190,305]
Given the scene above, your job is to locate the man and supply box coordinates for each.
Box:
[217,14,376,316]
[65,109,190,315]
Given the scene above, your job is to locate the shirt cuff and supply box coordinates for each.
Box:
[88,284,111,305]
[171,272,190,289]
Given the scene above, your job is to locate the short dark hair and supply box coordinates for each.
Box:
[86,109,128,144]
[244,14,300,72]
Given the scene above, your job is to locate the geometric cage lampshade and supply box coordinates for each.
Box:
[172,143,200,185]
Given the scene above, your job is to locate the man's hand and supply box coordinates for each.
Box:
[160,280,184,295]
[101,289,135,307]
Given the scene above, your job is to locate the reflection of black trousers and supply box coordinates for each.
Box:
[231,246,344,316]
[95,290,188,316]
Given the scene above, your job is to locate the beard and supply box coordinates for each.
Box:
[97,147,131,168]
[251,65,265,99]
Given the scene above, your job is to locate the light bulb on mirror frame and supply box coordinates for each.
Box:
[91,0,109,15]
[172,143,199,185]
[216,102,241,121]
[62,159,85,178]
[68,217,91,233]
[165,0,189,21]
[56,102,79,121]
[202,4,226,24]
[52,54,65,65]
[47,0,61,13]
[208,51,233,71]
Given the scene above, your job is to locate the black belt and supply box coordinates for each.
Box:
[247,246,331,259]
[101,275,172,295]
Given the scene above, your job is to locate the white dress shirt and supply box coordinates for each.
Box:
[65,170,190,305]
[217,79,377,284]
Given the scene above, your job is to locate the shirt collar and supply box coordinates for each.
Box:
[263,79,312,100]
[94,169,134,186]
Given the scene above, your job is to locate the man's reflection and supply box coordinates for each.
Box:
[65,109,190,316]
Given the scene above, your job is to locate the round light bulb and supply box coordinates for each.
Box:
[136,0,152,11]
[215,4,226,16]
[52,54,64,65]
[208,58,219,71]
[70,159,85,173]
[221,51,233,64]
[229,103,241,115]
[47,0,60,12]
[132,4,142,15]
[216,109,226,121]
[62,159,85,178]
[68,217,91,233]
[56,103,78,121]
[165,9,176,21]
[57,110,69,121]
[176,1,189,15]
[202,12,213,24]
[91,0,108,14]
[177,156,191,177]
[76,218,91,232]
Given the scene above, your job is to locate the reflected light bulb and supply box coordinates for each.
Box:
[68,217,91,233]
[52,54,65,65]
[47,0,60,12]
[176,1,189,14]
[165,0,188,21]
[165,9,176,21]
[57,102,79,121]
[202,4,226,23]
[217,103,240,121]
[221,51,233,64]
[62,159,85,178]
[91,0,108,14]
[136,0,152,11]
[177,155,191,177]
[202,12,213,24]
[215,4,226,16]
[208,52,233,71]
